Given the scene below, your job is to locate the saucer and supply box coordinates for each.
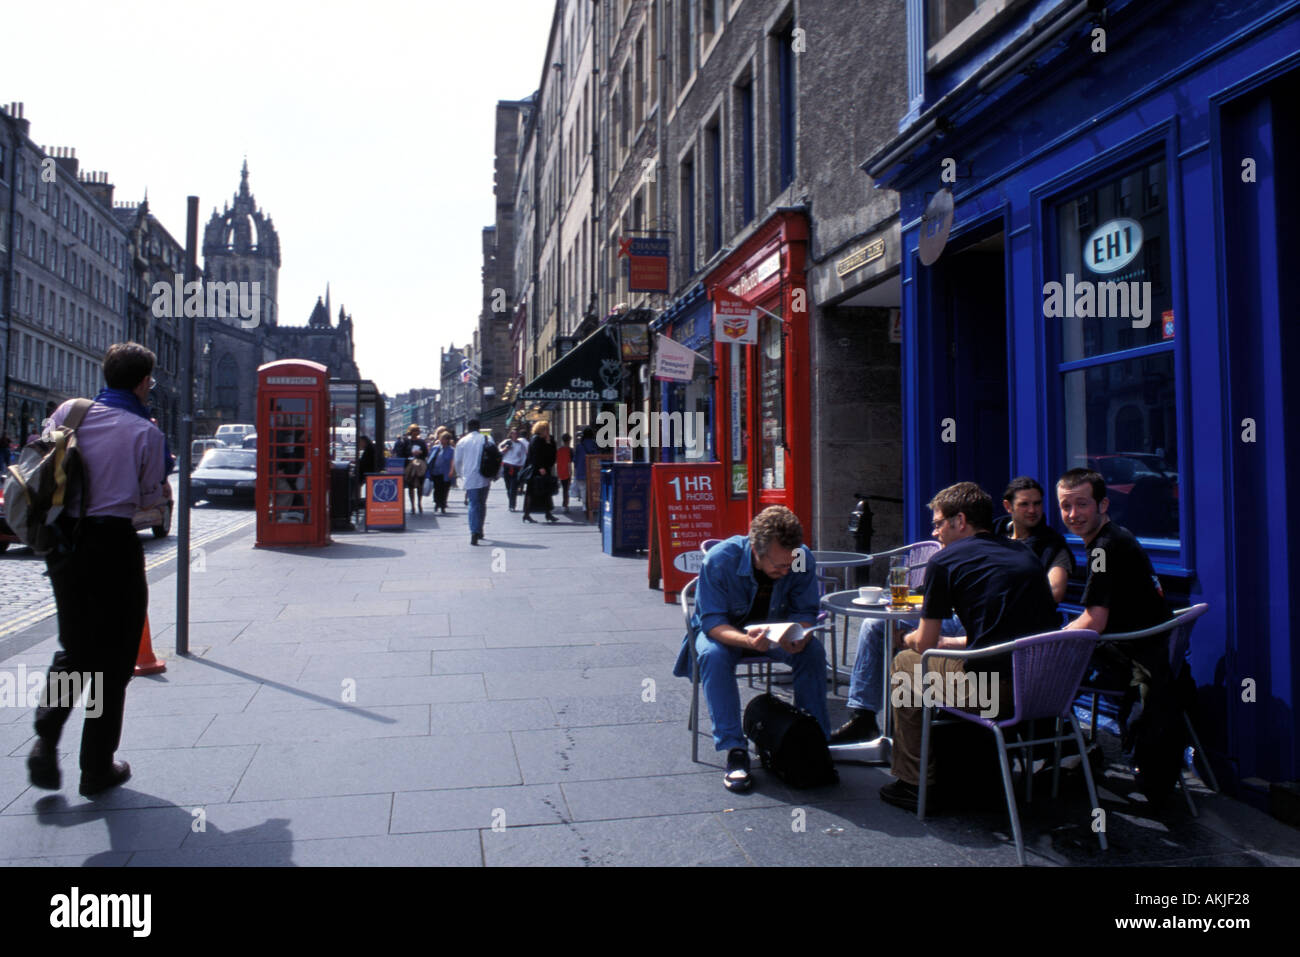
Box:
[851,596,890,606]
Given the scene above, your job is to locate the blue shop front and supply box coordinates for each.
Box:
[865,0,1298,794]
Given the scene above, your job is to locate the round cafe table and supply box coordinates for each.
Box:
[820,589,925,765]
[811,550,872,694]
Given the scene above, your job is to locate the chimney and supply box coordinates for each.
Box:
[3,101,31,134]
[80,167,115,210]
[53,145,79,179]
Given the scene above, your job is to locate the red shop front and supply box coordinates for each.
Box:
[707,210,812,537]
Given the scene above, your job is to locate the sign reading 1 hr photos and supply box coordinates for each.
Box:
[651,463,726,602]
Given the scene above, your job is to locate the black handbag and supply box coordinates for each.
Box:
[742,693,838,789]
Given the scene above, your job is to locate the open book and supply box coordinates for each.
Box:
[753,622,804,649]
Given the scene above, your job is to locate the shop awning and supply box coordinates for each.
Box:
[518,327,624,402]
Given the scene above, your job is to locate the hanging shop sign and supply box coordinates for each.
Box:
[712,288,759,344]
[620,237,671,293]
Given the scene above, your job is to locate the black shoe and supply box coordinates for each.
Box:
[27,739,60,790]
[79,760,131,798]
[829,710,880,745]
[879,779,920,812]
[470,533,481,545]
[545,514,558,523]
[724,748,753,793]
[523,515,537,523]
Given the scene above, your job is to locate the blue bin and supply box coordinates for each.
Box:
[601,463,652,554]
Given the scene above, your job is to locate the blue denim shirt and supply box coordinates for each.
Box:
[672,535,820,677]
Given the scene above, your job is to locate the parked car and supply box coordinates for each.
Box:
[214,423,257,447]
[192,438,227,467]
[1080,452,1180,538]
[241,433,257,450]
[191,448,258,506]
[1,478,173,551]
[135,480,174,538]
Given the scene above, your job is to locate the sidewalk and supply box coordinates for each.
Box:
[1,491,1297,866]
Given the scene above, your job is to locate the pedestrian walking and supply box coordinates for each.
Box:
[356,434,378,476]
[0,433,11,468]
[27,342,168,798]
[392,424,429,514]
[453,419,492,545]
[557,433,573,512]
[572,426,600,508]
[428,430,456,514]
[521,421,558,524]
[499,427,529,511]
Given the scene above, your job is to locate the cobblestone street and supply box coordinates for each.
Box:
[0,476,253,647]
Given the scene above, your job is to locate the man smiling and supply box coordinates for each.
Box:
[994,476,1075,602]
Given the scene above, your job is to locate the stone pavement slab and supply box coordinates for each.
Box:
[1,490,1297,867]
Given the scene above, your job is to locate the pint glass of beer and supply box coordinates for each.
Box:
[888,555,909,608]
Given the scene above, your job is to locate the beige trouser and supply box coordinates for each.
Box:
[889,649,1009,786]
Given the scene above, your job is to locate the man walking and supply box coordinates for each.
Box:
[27,343,168,797]
[453,419,492,545]
[499,428,529,512]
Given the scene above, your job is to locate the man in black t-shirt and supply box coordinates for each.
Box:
[993,475,1075,603]
[1058,468,1170,682]
[882,483,1059,812]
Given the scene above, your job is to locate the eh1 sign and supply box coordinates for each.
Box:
[1084,218,1143,274]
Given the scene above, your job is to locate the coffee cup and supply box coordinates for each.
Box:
[858,586,883,603]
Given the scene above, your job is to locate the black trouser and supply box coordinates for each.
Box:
[503,465,522,509]
[432,475,451,510]
[34,517,147,773]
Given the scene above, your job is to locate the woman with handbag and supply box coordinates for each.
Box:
[392,424,429,514]
[521,421,558,524]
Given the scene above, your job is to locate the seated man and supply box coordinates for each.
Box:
[1058,468,1170,675]
[993,475,1075,603]
[673,506,830,792]
[1058,467,1178,799]
[833,472,1069,746]
[881,482,1060,812]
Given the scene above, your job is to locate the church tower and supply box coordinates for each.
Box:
[202,159,280,328]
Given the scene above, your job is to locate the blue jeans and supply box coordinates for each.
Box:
[846,615,965,713]
[466,486,489,536]
[694,631,831,752]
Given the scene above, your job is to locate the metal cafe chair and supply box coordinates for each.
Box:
[681,576,832,763]
[916,629,1107,866]
[1078,603,1217,816]
[834,540,941,665]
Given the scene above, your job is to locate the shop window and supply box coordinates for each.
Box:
[1053,156,1179,544]
[758,310,786,491]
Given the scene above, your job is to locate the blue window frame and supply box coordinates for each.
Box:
[1049,153,1181,548]
[740,80,756,225]
[776,21,796,191]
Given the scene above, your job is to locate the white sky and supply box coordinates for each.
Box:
[1,0,556,395]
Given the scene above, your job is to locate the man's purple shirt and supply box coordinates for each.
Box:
[50,399,167,519]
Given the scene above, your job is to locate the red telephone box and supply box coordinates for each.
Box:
[255,360,331,548]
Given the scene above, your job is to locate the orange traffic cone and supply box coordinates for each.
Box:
[134,616,166,676]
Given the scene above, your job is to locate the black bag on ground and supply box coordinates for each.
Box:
[743,693,838,788]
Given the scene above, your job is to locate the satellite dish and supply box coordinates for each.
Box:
[919,188,955,266]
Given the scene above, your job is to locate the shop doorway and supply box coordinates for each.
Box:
[919,227,1010,506]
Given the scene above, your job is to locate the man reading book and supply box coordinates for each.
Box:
[673,506,830,792]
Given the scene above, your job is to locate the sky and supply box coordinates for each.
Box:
[1,0,557,395]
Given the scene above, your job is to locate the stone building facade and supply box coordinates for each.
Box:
[1,102,132,445]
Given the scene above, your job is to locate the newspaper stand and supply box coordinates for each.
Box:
[255,360,331,547]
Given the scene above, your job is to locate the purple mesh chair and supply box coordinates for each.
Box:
[916,628,1106,866]
[1078,603,1216,815]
